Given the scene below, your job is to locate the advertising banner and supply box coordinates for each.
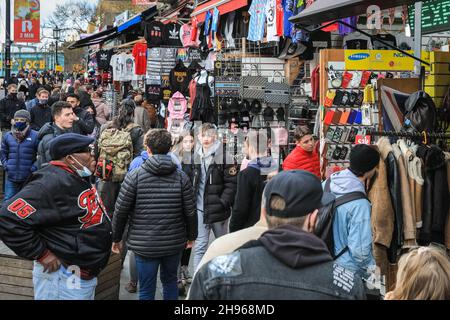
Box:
[344,50,417,71]
[14,0,41,43]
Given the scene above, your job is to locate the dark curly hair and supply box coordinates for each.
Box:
[111,99,135,129]
[144,129,172,155]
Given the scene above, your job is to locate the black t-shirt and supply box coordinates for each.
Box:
[163,23,183,47]
[96,49,113,70]
[169,62,191,96]
[145,21,165,48]
[372,34,397,50]
[145,84,161,103]
[346,39,371,49]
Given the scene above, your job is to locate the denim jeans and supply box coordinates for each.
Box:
[4,179,22,201]
[193,210,229,272]
[135,252,181,300]
[32,261,98,300]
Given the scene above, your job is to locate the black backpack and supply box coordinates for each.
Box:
[314,179,369,260]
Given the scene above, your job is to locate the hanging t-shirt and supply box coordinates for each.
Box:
[145,21,165,48]
[343,32,373,50]
[372,34,397,50]
[164,23,183,47]
[132,43,147,75]
[96,49,113,71]
[248,0,268,42]
[204,10,213,36]
[180,24,197,48]
[170,62,191,96]
[224,11,236,48]
[283,0,295,38]
[146,48,162,85]
[276,0,284,37]
[191,17,199,42]
[266,0,279,42]
[145,84,161,103]
[122,54,136,81]
[110,53,126,82]
[211,8,220,34]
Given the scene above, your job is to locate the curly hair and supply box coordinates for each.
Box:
[111,99,135,129]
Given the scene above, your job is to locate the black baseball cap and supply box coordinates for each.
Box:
[264,170,335,218]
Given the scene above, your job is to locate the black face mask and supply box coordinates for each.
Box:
[10,93,18,98]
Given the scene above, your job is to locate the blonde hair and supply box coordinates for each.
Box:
[389,246,450,300]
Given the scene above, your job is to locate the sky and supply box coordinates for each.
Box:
[0,0,98,49]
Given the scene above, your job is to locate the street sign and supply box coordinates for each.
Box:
[14,0,41,43]
[55,65,63,72]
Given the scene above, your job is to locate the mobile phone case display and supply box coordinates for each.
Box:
[321,61,379,177]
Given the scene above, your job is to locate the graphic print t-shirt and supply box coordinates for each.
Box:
[266,0,279,42]
[110,53,126,81]
[164,23,183,47]
[169,62,191,96]
[132,43,148,75]
[96,49,113,70]
[122,54,136,81]
[248,0,268,42]
[145,21,165,47]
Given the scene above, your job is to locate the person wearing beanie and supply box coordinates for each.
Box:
[0,133,112,300]
[282,125,320,178]
[325,144,380,277]
[0,109,39,200]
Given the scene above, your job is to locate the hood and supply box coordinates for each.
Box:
[140,151,149,160]
[248,156,274,171]
[142,154,177,176]
[329,169,366,196]
[168,92,187,119]
[197,140,222,159]
[377,137,394,161]
[37,123,70,139]
[259,224,332,269]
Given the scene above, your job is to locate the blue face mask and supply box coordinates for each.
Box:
[70,156,93,178]
[14,121,28,131]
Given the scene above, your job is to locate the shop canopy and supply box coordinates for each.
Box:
[289,0,419,25]
[191,0,248,23]
[68,5,157,49]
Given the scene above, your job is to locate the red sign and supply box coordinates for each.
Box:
[132,0,155,5]
[355,135,372,145]
[14,0,40,43]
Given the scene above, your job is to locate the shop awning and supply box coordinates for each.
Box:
[118,14,142,33]
[191,0,248,23]
[290,0,419,25]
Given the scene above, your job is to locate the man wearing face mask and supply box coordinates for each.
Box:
[30,89,52,131]
[0,110,39,200]
[0,84,26,137]
[0,133,113,300]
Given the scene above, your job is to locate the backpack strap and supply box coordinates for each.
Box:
[324,178,332,192]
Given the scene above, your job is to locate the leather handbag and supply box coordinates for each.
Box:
[241,64,268,100]
[215,67,241,98]
[265,71,290,105]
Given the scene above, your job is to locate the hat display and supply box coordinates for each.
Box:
[250,100,262,114]
[263,106,274,121]
[264,170,335,218]
[349,144,380,175]
[49,133,94,160]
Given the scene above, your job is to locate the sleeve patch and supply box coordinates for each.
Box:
[7,198,37,219]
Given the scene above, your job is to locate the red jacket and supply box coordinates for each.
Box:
[283,145,321,178]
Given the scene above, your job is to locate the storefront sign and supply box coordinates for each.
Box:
[14,0,40,43]
[345,50,416,71]
[409,0,450,35]
[0,53,65,77]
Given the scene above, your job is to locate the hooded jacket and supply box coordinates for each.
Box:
[328,169,375,275]
[112,154,198,258]
[30,103,52,131]
[229,156,274,233]
[282,145,321,178]
[192,141,238,224]
[0,162,113,276]
[35,122,72,169]
[0,94,26,129]
[0,128,39,182]
[189,225,366,300]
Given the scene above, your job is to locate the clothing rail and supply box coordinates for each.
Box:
[369,131,450,144]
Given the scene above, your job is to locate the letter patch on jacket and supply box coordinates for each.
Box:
[333,264,355,293]
[208,252,242,278]
[78,188,107,229]
[7,198,37,219]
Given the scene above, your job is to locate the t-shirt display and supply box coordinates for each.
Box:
[343,32,373,50]
[276,0,284,36]
[145,84,161,103]
[283,0,295,37]
[144,21,165,48]
[169,61,191,96]
[164,23,183,47]
[132,42,147,75]
[248,0,268,42]
[266,0,279,42]
[122,54,137,81]
[211,8,220,34]
[372,34,397,50]
[110,53,126,82]
[180,24,198,48]
[96,49,113,70]
[146,47,162,85]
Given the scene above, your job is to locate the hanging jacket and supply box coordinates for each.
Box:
[328,169,375,276]
[0,129,39,183]
[112,154,198,258]
[282,145,321,178]
[189,225,366,300]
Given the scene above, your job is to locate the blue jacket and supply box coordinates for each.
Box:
[1,129,39,183]
[325,169,375,276]
[128,151,181,172]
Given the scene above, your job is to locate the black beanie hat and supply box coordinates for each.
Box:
[349,144,380,176]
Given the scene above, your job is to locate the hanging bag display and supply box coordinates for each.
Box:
[215,66,241,98]
[265,71,290,105]
[241,64,268,100]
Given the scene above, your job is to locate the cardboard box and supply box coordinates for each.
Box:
[284,58,303,85]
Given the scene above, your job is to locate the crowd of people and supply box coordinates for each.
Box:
[0,73,448,301]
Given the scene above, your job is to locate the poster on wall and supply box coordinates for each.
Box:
[14,0,40,43]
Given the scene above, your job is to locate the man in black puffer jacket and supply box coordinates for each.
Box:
[112,129,197,301]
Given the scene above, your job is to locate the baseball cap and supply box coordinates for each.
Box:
[264,170,335,218]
